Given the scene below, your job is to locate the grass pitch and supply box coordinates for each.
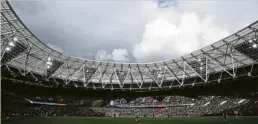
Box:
[2,116,258,124]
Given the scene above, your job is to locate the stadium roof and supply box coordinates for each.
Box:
[1,1,258,90]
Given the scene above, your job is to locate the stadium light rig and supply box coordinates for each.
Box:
[5,47,11,51]
[248,72,252,77]
[8,42,15,47]
[46,57,52,69]
[84,66,98,83]
[115,69,128,85]
[1,36,28,65]
[217,78,221,83]
[188,57,207,79]
[150,68,164,84]
[235,37,258,61]
[46,58,64,78]
[13,36,18,42]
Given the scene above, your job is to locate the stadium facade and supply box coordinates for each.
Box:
[1,1,258,91]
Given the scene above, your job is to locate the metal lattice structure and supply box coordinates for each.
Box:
[1,1,258,90]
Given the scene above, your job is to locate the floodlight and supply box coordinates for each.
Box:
[235,40,258,61]
[248,39,253,43]
[217,78,221,83]
[13,36,18,42]
[157,74,162,78]
[48,57,51,61]
[46,61,52,65]
[1,41,28,64]
[9,42,15,46]
[47,65,51,69]
[46,59,64,77]
[189,57,207,78]
[5,47,10,51]
[248,72,252,76]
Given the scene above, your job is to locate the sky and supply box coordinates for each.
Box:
[10,0,258,63]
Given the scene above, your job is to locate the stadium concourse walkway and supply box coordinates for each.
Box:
[2,116,258,124]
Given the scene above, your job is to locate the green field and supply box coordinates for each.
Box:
[2,116,258,124]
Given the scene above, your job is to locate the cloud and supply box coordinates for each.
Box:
[132,0,258,62]
[95,49,112,61]
[10,0,258,63]
[112,49,129,62]
[10,1,156,62]
[95,49,129,62]
[133,12,229,62]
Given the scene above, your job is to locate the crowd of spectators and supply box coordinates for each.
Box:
[93,96,252,117]
[2,104,105,120]
[2,91,258,120]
